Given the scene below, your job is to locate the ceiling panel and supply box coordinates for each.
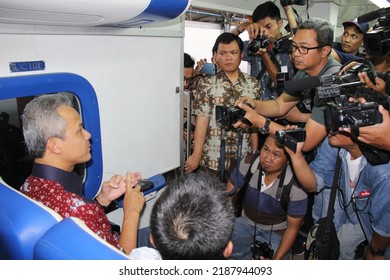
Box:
[189,0,382,28]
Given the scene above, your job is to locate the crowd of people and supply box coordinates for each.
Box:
[182,1,390,260]
[6,1,390,261]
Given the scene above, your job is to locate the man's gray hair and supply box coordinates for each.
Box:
[299,18,334,47]
[21,94,73,159]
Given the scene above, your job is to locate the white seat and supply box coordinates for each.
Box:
[33,217,130,260]
[0,177,62,259]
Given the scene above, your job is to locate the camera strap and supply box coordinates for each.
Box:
[220,127,226,182]
[220,128,243,183]
[252,166,288,246]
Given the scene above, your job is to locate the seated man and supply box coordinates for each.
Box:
[149,173,235,259]
[226,134,307,260]
[20,94,145,255]
[286,89,390,259]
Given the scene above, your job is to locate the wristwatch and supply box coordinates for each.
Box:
[236,25,244,34]
[369,246,385,257]
[258,117,271,134]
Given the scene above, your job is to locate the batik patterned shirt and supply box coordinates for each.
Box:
[21,175,120,249]
[192,70,261,171]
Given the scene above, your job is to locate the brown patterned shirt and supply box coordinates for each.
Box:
[192,70,261,171]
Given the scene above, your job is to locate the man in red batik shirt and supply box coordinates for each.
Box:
[20,94,145,255]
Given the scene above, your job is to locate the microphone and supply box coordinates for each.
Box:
[284,76,321,92]
[357,7,390,23]
[357,9,381,23]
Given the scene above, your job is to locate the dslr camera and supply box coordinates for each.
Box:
[280,0,306,7]
[251,241,274,260]
[275,128,306,152]
[325,101,383,137]
[247,35,269,54]
[215,103,253,127]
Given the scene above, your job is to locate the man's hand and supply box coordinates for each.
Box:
[97,172,141,207]
[358,73,386,95]
[356,105,390,151]
[122,171,145,217]
[239,22,262,40]
[339,60,386,95]
[233,102,262,129]
[184,154,201,173]
[195,58,208,75]
[234,96,256,108]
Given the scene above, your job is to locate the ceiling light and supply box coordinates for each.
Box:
[369,0,390,8]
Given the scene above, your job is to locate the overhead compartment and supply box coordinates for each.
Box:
[0,0,190,27]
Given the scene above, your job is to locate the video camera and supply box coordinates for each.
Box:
[215,103,253,127]
[315,61,377,99]
[325,101,382,137]
[358,7,390,57]
[275,128,306,152]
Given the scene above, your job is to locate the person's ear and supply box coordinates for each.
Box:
[223,241,234,258]
[321,45,332,58]
[149,233,155,248]
[46,138,62,154]
[278,19,284,30]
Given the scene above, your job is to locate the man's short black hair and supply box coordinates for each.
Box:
[150,172,235,260]
[252,1,281,23]
[212,32,244,54]
[184,53,195,68]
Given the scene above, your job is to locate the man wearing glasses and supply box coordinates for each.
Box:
[234,18,341,153]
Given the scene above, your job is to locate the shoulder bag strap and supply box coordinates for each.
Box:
[324,149,342,230]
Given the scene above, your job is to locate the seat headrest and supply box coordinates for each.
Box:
[33,217,129,260]
[0,179,62,259]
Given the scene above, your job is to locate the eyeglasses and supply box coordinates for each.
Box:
[290,44,323,54]
[184,77,194,83]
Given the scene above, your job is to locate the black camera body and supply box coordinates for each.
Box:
[251,241,274,260]
[215,104,252,127]
[280,0,306,7]
[325,101,383,136]
[247,35,269,54]
[316,62,377,100]
[363,8,390,57]
[276,72,289,89]
[275,128,306,152]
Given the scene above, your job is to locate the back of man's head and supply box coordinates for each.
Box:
[298,18,334,48]
[150,172,235,260]
[252,1,281,23]
[21,94,72,159]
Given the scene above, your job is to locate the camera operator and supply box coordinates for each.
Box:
[226,134,307,260]
[285,88,390,259]
[232,1,298,101]
[234,18,341,152]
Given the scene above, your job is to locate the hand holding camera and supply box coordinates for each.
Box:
[216,103,254,127]
[275,128,306,153]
